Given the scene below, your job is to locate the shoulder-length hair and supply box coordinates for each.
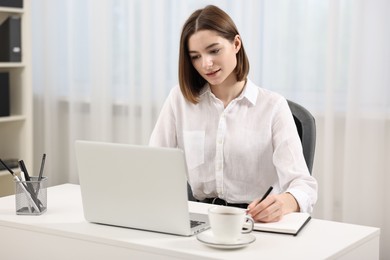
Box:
[178,5,250,104]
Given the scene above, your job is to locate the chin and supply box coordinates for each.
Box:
[207,78,225,86]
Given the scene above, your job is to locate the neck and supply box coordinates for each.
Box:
[210,78,246,108]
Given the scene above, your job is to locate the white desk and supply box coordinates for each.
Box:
[0,184,380,260]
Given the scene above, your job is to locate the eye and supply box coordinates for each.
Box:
[190,55,200,60]
[210,48,220,54]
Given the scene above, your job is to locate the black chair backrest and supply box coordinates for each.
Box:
[287,100,316,174]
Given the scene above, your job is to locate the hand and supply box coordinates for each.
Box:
[246,193,299,223]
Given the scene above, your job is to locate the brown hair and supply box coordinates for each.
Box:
[178,5,250,104]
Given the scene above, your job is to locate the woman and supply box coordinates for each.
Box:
[149,5,317,223]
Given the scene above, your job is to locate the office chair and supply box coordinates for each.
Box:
[287,100,316,174]
[187,99,316,200]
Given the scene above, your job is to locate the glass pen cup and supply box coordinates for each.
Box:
[15,176,48,215]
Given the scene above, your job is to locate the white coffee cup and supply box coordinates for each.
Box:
[208,206,255,244]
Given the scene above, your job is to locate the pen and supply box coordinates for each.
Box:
[18,160,31,181]
[38,153,46,181]
[35,153,46,194]
[0,158,15,174]
[257,186,273,205]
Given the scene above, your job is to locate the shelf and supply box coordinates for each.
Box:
[0,62,25,68]
[0,7,23,14]
[0,7,23,25]
[0,169,10,177]
[0,115,26,123]
[0,168,19,177]
[0,1,32,197]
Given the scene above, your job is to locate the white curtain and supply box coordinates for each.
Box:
[31,0,389,258]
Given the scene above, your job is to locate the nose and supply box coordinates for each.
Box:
[202,56,213,69]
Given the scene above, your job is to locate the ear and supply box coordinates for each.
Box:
[233,35,242,54]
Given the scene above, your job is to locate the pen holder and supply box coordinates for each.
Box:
[15,176,48,215]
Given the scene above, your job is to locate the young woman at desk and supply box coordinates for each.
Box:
[149,5,317,223]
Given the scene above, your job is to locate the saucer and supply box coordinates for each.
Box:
[196,230,256,249]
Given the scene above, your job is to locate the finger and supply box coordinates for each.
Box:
[254,205,282,223]
[249,196,276,218]
[253,195,280,218]
[246,198,261,212]
[259,208,283,223]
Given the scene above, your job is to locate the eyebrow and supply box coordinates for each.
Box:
[188,42,220,54]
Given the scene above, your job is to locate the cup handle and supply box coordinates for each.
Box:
[242,215,255,233]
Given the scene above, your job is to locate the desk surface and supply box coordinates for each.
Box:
[0,184,380,260]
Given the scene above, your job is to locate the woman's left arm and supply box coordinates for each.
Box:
[247,98,318,222]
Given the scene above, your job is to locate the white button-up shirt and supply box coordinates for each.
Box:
[149,80,317,213]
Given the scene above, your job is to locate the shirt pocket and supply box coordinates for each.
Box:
[183,131,205,170]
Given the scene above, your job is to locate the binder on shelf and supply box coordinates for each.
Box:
[0,0,23,8]
[0,72,10,117]
[0,16,21,62]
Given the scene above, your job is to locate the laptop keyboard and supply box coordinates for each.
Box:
[190,220,206,228]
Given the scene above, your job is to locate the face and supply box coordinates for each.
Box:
[188,30,241,87]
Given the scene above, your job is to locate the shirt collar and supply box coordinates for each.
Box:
[199,84,211,97]
[241,79,258,106]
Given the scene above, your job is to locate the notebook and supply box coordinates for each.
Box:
[253,212,311,236]
[75,140,209,236]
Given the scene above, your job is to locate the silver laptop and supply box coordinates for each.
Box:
[75,140,209,236]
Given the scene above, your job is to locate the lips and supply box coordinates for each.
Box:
[205,69,221,77]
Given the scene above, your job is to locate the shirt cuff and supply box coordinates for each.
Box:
[286,188,313,213]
